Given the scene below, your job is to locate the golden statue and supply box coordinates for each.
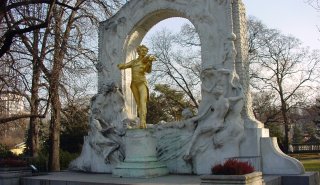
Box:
[117,45,156,129]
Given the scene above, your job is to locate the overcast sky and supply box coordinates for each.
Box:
[243,0,320,50]
[144,1,320,50]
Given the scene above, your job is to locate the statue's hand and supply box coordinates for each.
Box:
[149,55,156,61]
[143,55,156,63]
[177,122,185,129]
[115,128,126,136]
[117,63,124,69]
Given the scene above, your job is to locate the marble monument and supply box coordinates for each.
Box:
[70,0,305,176]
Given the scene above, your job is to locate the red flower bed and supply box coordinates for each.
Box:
[211,159,254,175]
[0,158,27,168]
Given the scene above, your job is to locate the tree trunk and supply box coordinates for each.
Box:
[278,74,289,153]
[48,26,64,171]
[28,30,41,157]
[47,0,89,171]
[29,60,41,157]
[280,99,289,154]
[48,74,61,171]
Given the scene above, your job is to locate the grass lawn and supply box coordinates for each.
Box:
[289,153,320,172]
[301,159,320,172]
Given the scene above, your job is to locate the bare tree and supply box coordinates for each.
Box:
[42,0,123,171]
[147,28,201,109]
[306,0,320,10]
[252,91,280,125]
[248,16,320,153]
[178,24,201,47]
[0,0,88,158]
[0,0,83,58]
[1,0,125,171]
[307,0,320,34]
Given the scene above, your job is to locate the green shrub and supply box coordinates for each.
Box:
[0,144,14,158]
[19,149,80,171]
[28,151,49,172]
[60,150,79,170]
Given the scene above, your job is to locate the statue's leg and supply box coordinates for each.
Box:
[185,128,201,157]
[130,83,141,119]
[101,143,119,162]
[138,84,148,129]
[184,126,213,160]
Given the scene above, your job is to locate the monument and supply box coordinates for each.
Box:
[70,0,307,180]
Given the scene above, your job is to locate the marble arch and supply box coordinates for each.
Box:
[97,0,256,121]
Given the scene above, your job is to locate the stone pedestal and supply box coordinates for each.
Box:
[112,129,169,178]
[200,172,264,185]
[261,137,304,175]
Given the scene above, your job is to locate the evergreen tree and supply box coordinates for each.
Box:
[60,103,89,153]
[147,84,194,124]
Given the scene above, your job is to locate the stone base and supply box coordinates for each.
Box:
[261,138,304,175]
[113,161,169,178]
[201,172,264,185]
[112,129,168,178]
[0,167,32,185]
[21,171,200,185]
[20,171,320,185]
[263,175,281,185]
[281,172,320,185]
[68,136,113,173]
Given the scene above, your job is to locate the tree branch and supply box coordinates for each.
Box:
[0,114,46,124]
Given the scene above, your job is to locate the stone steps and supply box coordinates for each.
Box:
[20,171,319,185]
[21,171,200,185]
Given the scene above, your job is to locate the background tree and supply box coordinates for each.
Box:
[0,0,77,58]
[248,16,320,153]
[15,2,51,158]
[39,0,123,171]
[307,0,320,12]
[0,119,28,148]
[252,91,280,125]
[60,98,89,153]
[292,126,304,144]
[251,91,287,146]
[313,98,320,137]
[1,0,126,171]
[146,28,201,109]
[147,84,193,124]
[0,17,50,157]
[0,0,82,159]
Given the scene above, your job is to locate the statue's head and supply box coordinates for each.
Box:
[213,83,224,96]
[136,45,148,56]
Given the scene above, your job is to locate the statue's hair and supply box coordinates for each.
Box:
[137,44,148,51]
